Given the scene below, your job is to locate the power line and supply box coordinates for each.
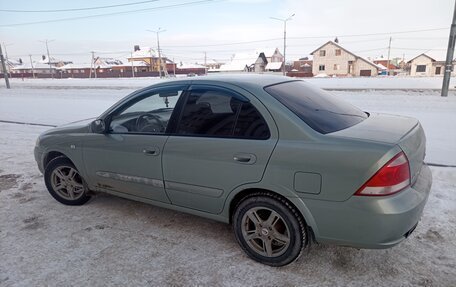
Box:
[163,37,283,48]
[160,28,449,48]
[288,27,449,39]
[0,0,160,13]
[0,0,221,27]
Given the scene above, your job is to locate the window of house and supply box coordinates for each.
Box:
[335,49,341,56]
[416,65,426,72]
[177,87,269,139]
[435,66,442,75]
[333,64,340,70]
[80,70,85,73]
[319,50,326,56]
[319,65,325,71]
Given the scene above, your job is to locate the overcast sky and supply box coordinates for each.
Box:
[0,0,454,64]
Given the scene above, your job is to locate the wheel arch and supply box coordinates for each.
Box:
[226,187,319,241]
[43,151,68,169]
[42,150,85,180]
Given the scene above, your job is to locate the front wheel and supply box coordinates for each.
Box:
[233,193,307,266]
[44,157,91,205]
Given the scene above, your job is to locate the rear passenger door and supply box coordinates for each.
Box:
[162,84,278,214]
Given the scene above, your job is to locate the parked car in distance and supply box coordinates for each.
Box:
[34,75,432,266]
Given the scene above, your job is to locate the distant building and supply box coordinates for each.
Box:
[39,55,72,68]
[310,41,379,77]
[201,59,224,71]
[11,62,57,74]
[58,58,150,77]
[0,59,22,74]
[219,48,283,73]
[287,58,313,77]
[372,56,398,70]
[176,62,207,75]
[219,53,259,72]
[407,53,454,77]
[127,45,175,73]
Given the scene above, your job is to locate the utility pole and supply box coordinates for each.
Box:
[29,55,35,78]
[2,43,12,64]
[90,51,97,79]
[204,51,207,75]
[89,52,93,78]
[2,43,13,80]
[39,39,55,78]
[0,45,10,88]
[131,52,135,78]
[270,14,295,76]
[150,48,157,77]
[147,28,166,78]
[386,37,392,76]
[442,0,456,97]
[173,57,176,76]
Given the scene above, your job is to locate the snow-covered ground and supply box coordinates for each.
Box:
[0,78,455,286]
[3,75,456,90]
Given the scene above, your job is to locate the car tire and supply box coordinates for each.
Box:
[44,156,91,206]
[233,192,307,267]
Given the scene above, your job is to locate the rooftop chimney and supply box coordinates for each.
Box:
[134,45,140,52]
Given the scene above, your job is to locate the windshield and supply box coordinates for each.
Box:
[264,81,367,134]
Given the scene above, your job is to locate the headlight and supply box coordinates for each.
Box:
[35,136,41,147]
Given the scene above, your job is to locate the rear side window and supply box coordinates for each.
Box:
[264,81,367,134]
[177,87,270,139]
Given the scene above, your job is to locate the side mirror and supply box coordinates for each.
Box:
[90,119,106,134]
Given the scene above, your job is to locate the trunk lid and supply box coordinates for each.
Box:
[329,113,426,184]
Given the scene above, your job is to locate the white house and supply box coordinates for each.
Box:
[310,41,379,77]
[219,53,259,72]
[407,53,454,77]
[219,48,283,73]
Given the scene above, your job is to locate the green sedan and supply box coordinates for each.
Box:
[34,75,432,266]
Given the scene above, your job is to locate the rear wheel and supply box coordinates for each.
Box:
[44,157,91,205]
[233,193,306,266]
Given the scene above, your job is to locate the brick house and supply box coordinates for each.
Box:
[310,41,379,77]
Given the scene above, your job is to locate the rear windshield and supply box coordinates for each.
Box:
[264,81,367,134]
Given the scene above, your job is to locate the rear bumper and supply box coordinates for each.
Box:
[305,164,432,248]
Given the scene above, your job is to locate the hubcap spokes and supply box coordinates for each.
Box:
[242,207,290,258]
[51,166,85,200]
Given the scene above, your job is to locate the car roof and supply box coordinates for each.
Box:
[157,74,298,89]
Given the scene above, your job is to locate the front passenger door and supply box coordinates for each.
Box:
[83,85,187,203]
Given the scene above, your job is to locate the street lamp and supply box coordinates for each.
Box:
[147,28,166,78]
[270,14,295,76]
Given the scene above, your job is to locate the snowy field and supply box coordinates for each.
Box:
[0,77,455,286]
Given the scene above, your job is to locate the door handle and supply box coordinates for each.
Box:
[143,147,159,156]
[233,153,256,164]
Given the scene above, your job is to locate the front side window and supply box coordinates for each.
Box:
[109,86,185,134]
[319,50,326,56]
[416,65,426,72]
[335,49,341,56]
[319,65,325,71]
[177,87,270,139]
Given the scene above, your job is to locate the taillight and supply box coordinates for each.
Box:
[355,152,410,196]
